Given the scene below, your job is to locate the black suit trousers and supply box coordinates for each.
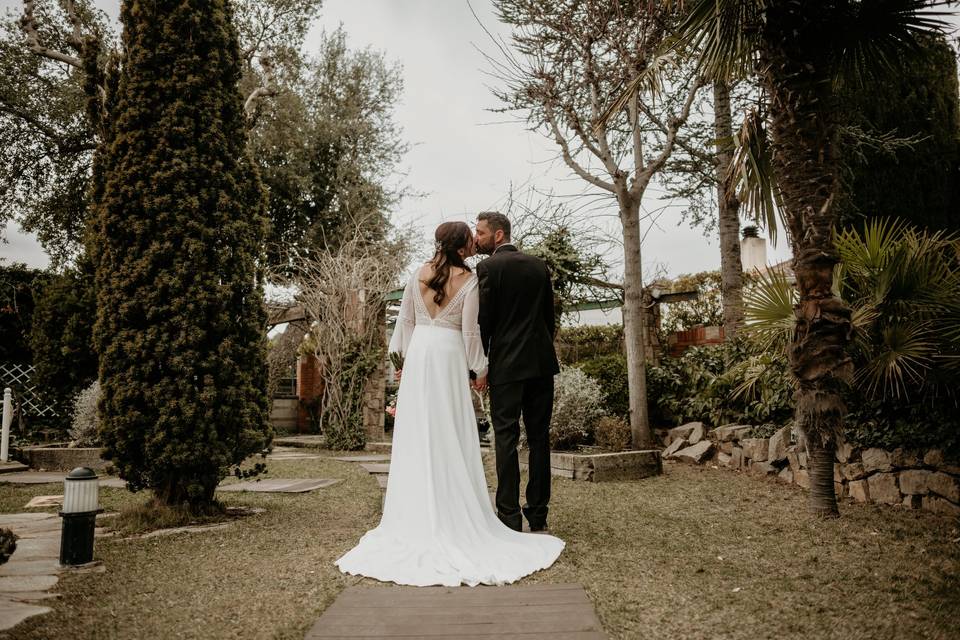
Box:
[489,375,554,530]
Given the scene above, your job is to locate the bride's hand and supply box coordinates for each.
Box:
[473,375,487,392]
[394,369,402,382]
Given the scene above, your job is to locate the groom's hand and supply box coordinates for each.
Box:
[472,376,488,392]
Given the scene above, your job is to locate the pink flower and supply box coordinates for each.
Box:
[386,406,397,417]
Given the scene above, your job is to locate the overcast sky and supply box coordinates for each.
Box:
[15,0,928,277]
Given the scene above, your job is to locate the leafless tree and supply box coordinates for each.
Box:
[488,0,703,447]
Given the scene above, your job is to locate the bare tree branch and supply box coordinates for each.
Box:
[19,0,82,68]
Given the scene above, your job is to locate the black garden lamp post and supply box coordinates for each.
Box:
[59,467,102,566]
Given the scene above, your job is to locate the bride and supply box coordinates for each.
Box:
[335,221,565,587]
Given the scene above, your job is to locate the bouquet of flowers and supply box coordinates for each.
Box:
[389,351,404,371]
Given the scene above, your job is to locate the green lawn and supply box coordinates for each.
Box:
[2,454,958,639]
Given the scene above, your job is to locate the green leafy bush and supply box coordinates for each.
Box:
[555,324,623,363]
[577,353,629,418]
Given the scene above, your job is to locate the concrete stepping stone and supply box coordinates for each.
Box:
[0,462,28,474]
[330,454,392,463]
[25,495,62,509]
[358,463,390,475]
[0,597,52,631]
[216,478,341,493]
[272,435,326,448]
[266,447,325,461]
[0,559,61,577]
[0,472,125,488]
[136,522,232,540]
[0,575,58,593]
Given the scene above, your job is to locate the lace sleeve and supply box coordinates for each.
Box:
[461,277,488,379]
[388,273,417,358]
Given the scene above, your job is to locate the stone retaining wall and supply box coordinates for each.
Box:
[661,422,960,516]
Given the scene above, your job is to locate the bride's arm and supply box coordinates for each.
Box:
[461,279,488,379]
[388,274,417,358]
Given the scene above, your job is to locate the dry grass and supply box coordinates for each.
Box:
[0,454,958,639]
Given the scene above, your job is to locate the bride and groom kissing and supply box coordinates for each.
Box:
[335,211,565,587]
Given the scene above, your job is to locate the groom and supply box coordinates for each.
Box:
[473,211,560,532]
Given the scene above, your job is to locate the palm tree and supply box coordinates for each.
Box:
[641,0,948,516]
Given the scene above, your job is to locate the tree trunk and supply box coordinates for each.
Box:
[620,194,653,449]
[762,1,853,517]
[807,439,839,517]
[713,80,744,341]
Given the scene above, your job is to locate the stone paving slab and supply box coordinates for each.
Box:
[329,454,392,463]
[0,598,51,630]
[266,447,325,461]
[0,462,28,474]
[25,495,62,509]
[0,575,58,593]
[272,435,326,448]
[0,471,125,488]
[376,475,388,489]
[0,559,61,577]
[216,478,341,493]
[306,583,606,639]
[137,523,232,540]
[358,464,390,475]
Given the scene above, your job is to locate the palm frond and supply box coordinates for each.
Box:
[855,321,936,400]
[833,0,951,87]
[743,265,796,353]
[729,109,784,244]
[671,0,765,82]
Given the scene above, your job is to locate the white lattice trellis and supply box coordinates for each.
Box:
[0,363,58,417]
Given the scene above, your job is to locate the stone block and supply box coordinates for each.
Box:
[719,441,734,455]
[834,463,842,483]
[741,438,769,462]
[717,452,732,467]
[862,448,893,473]
[662,437,688,459]
[794,469,810,490]
[927,472,960,504]
[713,424,752,443]
[687,422,707,445]
[923,495,960,516]
[841,462,867,481]
[673,441,714,465]
[835,481,847,498]
[923,449,945,468]
[898,469,932,496]
[867,472,901,505]
[668,423,696,441]
[731,447,744,470]
[798,452,808,469]
[848,479,870,503]
[787,450,800,473]
[891,448,921,469]
[835,440,856,464]
[768,426,792,463]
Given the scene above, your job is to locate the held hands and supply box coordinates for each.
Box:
[394,369,402,382]
[471,375,488,392]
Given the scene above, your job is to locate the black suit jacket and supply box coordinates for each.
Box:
[476,245,560,385]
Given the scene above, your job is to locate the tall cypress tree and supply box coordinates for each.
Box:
[836,35,960,232]
[91,0,271,509]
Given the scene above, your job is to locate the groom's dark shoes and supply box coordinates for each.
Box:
[498,511,522,532]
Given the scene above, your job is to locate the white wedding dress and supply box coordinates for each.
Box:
[335,271,565,587]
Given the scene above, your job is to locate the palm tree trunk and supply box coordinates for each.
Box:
[620,194,653,449]
[713,80,744,341]
[762,0,853,517]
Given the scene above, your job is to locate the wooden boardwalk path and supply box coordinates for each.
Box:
[305,583,606,639]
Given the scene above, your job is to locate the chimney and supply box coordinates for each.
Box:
[740,226,767,272]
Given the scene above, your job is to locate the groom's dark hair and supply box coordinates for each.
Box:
[477,211,511,240]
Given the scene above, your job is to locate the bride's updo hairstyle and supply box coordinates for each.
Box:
[427,221,472,305]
